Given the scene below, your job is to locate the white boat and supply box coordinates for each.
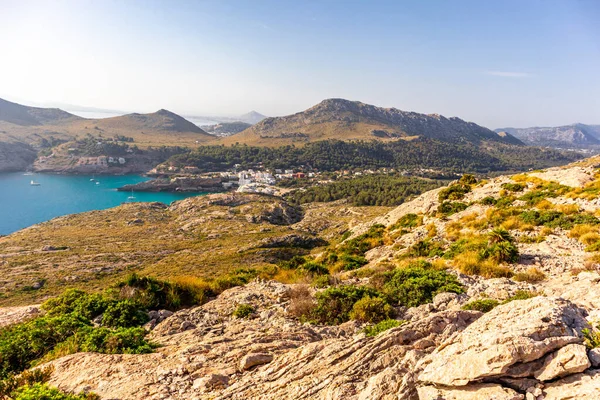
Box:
[23,172,34,176]
[96,181,100,185]
[127,189,136,201]
[30,180,41,186]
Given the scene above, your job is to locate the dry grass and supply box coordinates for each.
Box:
[513,267,547,283]
[569,224,598,240]
[286,284,316,319]
[453,251,513,278]
[580,232,600,246]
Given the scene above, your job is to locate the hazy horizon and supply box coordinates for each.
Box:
[1,0,599,128]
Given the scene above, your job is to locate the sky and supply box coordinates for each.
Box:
[0,0,599,128]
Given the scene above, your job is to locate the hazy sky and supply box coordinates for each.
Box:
[1,0,599,128]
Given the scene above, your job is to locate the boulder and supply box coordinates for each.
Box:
[239,353,273,370]
[534,344,590,381]
[418,383,524,400]
[418,297,589,386]
[543,369,600,399]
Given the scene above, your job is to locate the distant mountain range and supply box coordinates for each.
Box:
[496,124,600,149]
[0,97,214,148]
[224,98,523,146]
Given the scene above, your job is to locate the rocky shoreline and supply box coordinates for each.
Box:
[118,176,226,193]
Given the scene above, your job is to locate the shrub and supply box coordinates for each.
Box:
[580,232,600,246]
[482,241,519,264]
[501,183,526,192]
[407,239,445,258]
[312,275,331,288]
[437,201,468,216]
[101,300,149,328]
[513,267,546,283]
[383,267,463,307]
[73,326,153,354]
[479,196,497,206]
[11,383,99,400]
[0,314,88,379]
[0,367,54,399]
[503,290,540,303]
[363,319,406,337]
[439,183,471,202]
[583,324,600,349]
[232,304,255,319]
[118,274,206,310]
[390,213,422,230]
[459,174,477,185]
[349,296,393,323]
[339,224,387,256]
[310,286,383,325]
[287,285,316,320]
[461,299,499,312]
[42,290,109,320]
[299,261,330,275]
[569,224,598,240]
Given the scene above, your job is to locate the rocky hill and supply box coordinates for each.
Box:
[223,98,523,146]
[497,124,600,149]
[238,110,267,124]
[4,157,600,398]
[0,97,80,126]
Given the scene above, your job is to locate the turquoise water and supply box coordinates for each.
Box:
[0,173,204,235]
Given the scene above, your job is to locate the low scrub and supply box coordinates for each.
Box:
[513,267,546,283]
[232,304,255,319]
[461,299,499,312]
[310,285,385,325]
[381,267,463,308]
[363,319,406,337]
[349,296,394,323]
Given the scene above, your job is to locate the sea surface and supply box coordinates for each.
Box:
[0,173,204,235]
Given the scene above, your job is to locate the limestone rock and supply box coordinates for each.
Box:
[239,353,273,370]
[588,348,600,368]
[418,297,589,386]
[418,383,524,400]
[543,369,600,399]
[534,343,590,381]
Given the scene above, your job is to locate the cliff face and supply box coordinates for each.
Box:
[0,141,37,172]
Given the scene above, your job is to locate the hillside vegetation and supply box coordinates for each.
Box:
[4,156,600,398]
[167,138,581,173]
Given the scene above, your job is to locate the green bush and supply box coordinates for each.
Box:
[501,183,526,192]
[12,383,99,400]
[390,213,422,230]
[459,174,477,185]
[481,241,519,263]
[349,296,393,323]
[119,274,205,310]
[503,290,540,303]
[363,319,406,337]
[0,367,54,399]
[479,196,497,206]
[583,324,600,349]
[383,267,463,307]
[437,201,468,216]
[407,239,445,258]
[0,314,88,379]
[42,290,109,320]
[232,304,255,319]
[72,326,153,354]
[439,183,471,202]
[101,300,149,328]
[310,285,383,325]
[338,224,386,256]
[299,261,330,276]
[461,299,499,312]
[337,253,368,271]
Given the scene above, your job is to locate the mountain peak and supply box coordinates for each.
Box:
[224,99,523,146]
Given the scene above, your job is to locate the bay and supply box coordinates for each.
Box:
[0,173,205,235]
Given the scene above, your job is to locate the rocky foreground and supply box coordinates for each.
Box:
[5,158,600,399]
